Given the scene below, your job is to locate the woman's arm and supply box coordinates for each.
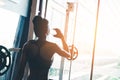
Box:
[54,44,70,59]
[53,28,69,52]
[53,28,71,59]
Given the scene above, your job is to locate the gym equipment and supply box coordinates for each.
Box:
[68,2,78,80]
[68,45,78,60]
[0,45,20,76]
[0,45,11,76]
[0,43,78,76]
[59,2,76,80]
[90,0,100,80]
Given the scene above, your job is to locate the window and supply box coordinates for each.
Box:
[0,8,19,48]
[45,0,120,80]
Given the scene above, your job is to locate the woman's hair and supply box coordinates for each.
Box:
[32,16,49,37]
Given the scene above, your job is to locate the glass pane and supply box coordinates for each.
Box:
[92,0,120,80]
[46,0,67,80]
[39,0,120,80]
[0,8,19,80]
[70,0,120,80]
[46,0,97,79]
[0,8,19,48]
[66,0,98,80]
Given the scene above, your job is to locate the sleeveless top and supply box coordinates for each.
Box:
[26,40,54,80]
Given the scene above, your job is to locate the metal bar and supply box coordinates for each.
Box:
[90,0,100,80]
[68,2,78,80]
[59,2,73,80]
[59,5,70,80]
[9,48,21,52]
[44,0,48,18]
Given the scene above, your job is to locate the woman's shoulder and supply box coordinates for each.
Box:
[45,41,58,47]
[23,40,36,49]
[26,40,36,44]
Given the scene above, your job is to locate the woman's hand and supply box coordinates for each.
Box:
[53,28,64,39]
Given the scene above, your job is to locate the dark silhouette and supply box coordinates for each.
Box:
[15,15,71,80]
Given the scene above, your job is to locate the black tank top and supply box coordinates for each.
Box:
[27,40,52,80]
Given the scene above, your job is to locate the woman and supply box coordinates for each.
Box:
[16,15,71,80]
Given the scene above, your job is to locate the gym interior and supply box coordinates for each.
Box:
[0,0,120,80]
